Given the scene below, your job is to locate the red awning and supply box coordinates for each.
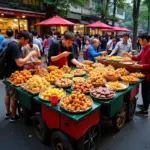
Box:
[112,26,124,31]
[36,15,75,26]
[112,26,131,32]
[0,7,46,18]
[120,27,131,32]
[101,29,115,32]
[85,21,112,29]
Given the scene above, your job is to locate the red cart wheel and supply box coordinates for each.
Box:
[112,109,126,132]
[51,131,73,150]
[33,114,50,144]
[76,125,101,150]
[127,98,137,121]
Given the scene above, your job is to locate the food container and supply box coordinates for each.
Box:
[105,75,120,81]
[50,96,59,106]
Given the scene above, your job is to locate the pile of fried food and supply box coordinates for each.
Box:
[105,71,120,81]
[35,68,48,77]
[73,77,85,82]
[23,75,50,94]
[71,69,86,77]
[8,70,32,85]
[90,87,115,100]
[105,65,115,72]
[60,65,71,73]
[60,91,93,112]
[44,69,64,83]
[87,74,106,87]
[32,59,43,65]
[72,81,93,93]
[106,56,123,61]
[83,60,94,66]
[115,68,129,76]
[63,73,74,79]
[47,65,58,72]
[92,63,104,68]
[55,78,73,88]
[130,72,145,78]
[121,75,139,84]
[40,87,66,101]
[106,81,128,91]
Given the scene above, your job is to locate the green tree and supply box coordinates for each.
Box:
[39,0,85,17]
[95,0,110,22]
[132,0,141,49]
[143,0,150,34]
[95,0,119,23]
[111,0,129,26]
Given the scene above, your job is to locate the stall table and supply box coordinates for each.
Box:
[2,75,144,149]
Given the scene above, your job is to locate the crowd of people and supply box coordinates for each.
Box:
[0,28,150,122]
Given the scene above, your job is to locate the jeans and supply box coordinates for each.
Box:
[142,80,150,110]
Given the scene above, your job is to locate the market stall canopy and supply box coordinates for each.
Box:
[120,27,131,32]
[113,26,131,32]
[36,15,75,26]
[85,21,113,29]
[101,28,115,32]
[112,26,124,31]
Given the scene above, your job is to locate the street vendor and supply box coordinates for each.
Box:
[109,33,132,56]
[48,31,84,68]
[123,33,150,116]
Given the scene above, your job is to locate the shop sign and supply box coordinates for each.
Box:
[0,9,45,18]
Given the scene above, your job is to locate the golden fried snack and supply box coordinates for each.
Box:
[60,91,93,112]
[44,69,63,83]
[60,65,71,73]
[9,70,32,85]
[23,75,50,93]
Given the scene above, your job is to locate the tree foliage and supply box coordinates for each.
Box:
[39,0,85,17]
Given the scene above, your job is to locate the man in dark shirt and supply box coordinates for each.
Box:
[1,27,16,50]
[5,31,38,122]
[48,31,84,68]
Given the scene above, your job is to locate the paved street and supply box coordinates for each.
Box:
[0,82,150,150]
[0,56,150,150]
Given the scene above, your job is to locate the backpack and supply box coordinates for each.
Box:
[0,48,8,79]
[83,48,89,60]
[0,41,16,79]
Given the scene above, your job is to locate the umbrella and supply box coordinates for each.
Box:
[112,26,124,32]
[120,27,131,32]
[113,26,131,32]
[101,29,115,32]
[36,15,75,26]
[85,21,112,29]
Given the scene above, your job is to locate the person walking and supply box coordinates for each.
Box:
[43,35,49,62]
[1,28,16,50]
[32,30,43,54]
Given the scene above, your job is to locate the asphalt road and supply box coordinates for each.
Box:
[0,55,150,150]
[0,82,150,150]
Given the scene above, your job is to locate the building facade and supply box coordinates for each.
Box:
[66,0,126,34]
[0,0,46,37]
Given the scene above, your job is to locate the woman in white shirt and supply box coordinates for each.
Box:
[22,35,41,69]
[22,36,40,59]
